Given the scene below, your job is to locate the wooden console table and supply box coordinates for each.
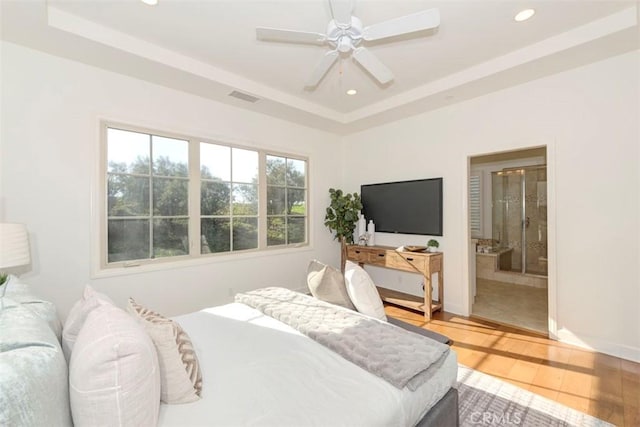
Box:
[344,244,444,320]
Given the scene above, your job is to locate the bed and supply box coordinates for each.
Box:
[1,279,457,426]
[159,290,459,427]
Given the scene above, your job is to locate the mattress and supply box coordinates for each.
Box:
[159,303,457,427]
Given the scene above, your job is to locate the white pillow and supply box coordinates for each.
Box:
[127,298,202,404]
[62,285,114,362]
[344,260,387,321]
[69,303,161,426]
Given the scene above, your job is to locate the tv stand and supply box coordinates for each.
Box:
[344,245,444,321]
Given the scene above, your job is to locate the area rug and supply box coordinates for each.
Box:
[457,365,612,426]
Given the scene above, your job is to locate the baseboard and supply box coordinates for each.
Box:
[557,328,640,363]
[440,302,466,316]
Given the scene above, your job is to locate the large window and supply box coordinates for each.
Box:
[102,123,308,268]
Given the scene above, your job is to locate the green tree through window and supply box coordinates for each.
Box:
[103,124,308,267]
[266,155,307,246]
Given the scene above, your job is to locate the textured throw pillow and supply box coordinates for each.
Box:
[62,285,114,361]
[307,260,356,310]
[69,303,161,426]
[127,298,202,404]
[344,260,387,321]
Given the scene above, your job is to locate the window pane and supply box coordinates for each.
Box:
[286,158,306,187]
[233,217,258,250]
[267,217,285,246]
[108,174,149,216]
[107,128,150,174]
[267,186,286,215]
[108,219,150,262]
[152,136,188,177]
[266,155,286,185]
[201,218,230,253]
[232,148,258,183]
[232,184,258,215]
[153,178,188,216]
[288,217,306,244]
[153,219,188,258]
[201,143,230,181]
[201,181,230,215]
[287,188,306,215]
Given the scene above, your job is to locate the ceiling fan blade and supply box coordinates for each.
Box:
[256,27,327,45]
[352,47,393,84]
[363,8,440,41]
[329,0,354,26]
[305,50,339,88]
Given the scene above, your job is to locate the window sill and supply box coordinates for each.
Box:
[91,244,313,279]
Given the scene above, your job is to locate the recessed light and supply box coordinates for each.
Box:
[346,89,357,96]
[141,0,158,5]
[514,9,535,22]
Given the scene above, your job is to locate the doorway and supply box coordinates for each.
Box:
[469,147,548,334]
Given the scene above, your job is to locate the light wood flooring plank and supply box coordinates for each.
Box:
[384,306,640,426]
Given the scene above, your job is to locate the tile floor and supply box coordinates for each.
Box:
[472,278,548,334]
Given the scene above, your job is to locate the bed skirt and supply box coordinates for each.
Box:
[416,387,459,427]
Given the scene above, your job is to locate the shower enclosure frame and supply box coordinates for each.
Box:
[492,164,547,277]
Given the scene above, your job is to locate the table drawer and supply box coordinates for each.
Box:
[385,251,427,272]
[346,246,370,263]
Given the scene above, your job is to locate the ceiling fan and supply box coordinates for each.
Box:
[256,0,440,88]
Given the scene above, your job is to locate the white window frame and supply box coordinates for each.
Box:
[96,121,309,273]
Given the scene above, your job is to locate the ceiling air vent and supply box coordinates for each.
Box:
[228,90,260,103]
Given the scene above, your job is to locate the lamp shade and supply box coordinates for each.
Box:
[0,223,31,269]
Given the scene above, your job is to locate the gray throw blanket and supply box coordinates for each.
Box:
[235,287,449,391]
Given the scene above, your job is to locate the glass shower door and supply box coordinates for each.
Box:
[523,167,547,275]
[492,169,524,272]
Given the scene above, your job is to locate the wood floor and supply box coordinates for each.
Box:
[385,305,640,426]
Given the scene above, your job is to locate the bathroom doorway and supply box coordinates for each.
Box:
[469,147,548,334]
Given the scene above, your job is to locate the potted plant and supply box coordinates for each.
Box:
[427,239,440,253]
[324,188,362,271]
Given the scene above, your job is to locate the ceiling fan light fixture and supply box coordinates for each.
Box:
[337,37,352,53]
[141,0,158,5]
[514,9,535,22]
[346,89,357,96]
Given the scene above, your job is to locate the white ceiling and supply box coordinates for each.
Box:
[1,0,638,134]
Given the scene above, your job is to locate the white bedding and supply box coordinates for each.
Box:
[160,303,457,427]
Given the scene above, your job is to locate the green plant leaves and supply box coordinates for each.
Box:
[324,188,363,244]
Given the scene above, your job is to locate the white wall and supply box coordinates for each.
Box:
[2,41,638,362]
[343,50,640,362]
[0,42,343,318]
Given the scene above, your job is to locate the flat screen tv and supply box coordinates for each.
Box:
[361,178,443,236]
